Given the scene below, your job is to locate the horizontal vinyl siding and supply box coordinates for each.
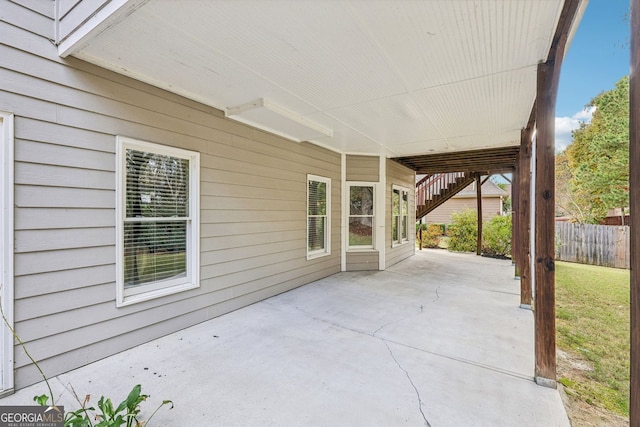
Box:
[56,0,108,44]
[481,198,503,220]
[2,8,341,388]
[426,198,470,224]
[346,155,379,182]
[0,1,54,39]
[9,0,54,19]
[386,160,415,268]
[57,0,82,19]
[346,252,379,271]
[426,197,503,225]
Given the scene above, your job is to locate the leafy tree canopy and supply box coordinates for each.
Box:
[562,75,629,223]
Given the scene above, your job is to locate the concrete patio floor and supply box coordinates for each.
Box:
[2,249,569,426]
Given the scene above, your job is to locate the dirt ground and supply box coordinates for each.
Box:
[557,350,629,427]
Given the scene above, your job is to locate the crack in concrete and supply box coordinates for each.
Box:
[265,300,533,382]
[372,317,405,337]
[383,340,431,427]
[433,286,441,302]
[372,306,425,337]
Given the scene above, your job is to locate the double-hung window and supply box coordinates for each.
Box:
[116,137,200,306]
[392,186,410,245]
[348,184,375,249]
[307,175,331,259]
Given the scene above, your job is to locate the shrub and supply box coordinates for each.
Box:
[448,209,478,252]
[483,215,512,257]
[421,224,443,248]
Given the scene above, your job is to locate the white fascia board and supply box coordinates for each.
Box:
[377,156,386,270]
[0,112,14,394]
[58,0,150,58]
[341,153,347,272]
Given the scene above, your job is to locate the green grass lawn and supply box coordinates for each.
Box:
[349,233,373,246]
[555,261,630,416]
[125,251,186,286]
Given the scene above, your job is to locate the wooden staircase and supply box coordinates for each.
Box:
[416,172,475,220]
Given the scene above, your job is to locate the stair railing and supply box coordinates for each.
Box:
[416,172,465,205]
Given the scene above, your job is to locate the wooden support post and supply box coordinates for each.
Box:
[476,174,483,256]
[519,126,533,308]
[533,0,579,387]
[419,217,423,250]
[630,0,639,423]
[513,159,520,277]
[535,59,557,387]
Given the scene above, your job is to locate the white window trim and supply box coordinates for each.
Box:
[347,182,376,251]
[307,174,331,260]
[392,184,411,247]
[116,136,200,307]
[0,112,14,394]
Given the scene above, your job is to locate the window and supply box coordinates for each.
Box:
[392,186,410,245]
[116,137,199,306]
[348,184,375,249]
[307,175,331,259]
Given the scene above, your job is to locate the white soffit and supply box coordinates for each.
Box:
[70,0,572,157]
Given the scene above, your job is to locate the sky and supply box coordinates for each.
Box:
[555,0,630,151]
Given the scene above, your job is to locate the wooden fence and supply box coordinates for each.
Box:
[555,222,630,269]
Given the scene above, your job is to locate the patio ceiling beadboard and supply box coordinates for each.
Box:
[64,0,569,158]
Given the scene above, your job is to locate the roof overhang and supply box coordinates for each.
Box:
[58,0,587,161]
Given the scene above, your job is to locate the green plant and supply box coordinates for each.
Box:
[35,384,173,427]
[482,215,512,256]
[0,293,172,426]
[447,209,478,252]
[421,224,443,248]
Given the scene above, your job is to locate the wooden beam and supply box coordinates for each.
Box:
[630,0,640,423]
[393,146,520,174]
[519,126,533,308]
[476,174,483,256]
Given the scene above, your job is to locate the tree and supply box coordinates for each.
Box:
[564,76,629,223]
[555,150,589,222]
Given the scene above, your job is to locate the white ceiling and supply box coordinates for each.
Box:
[70,0,574,157]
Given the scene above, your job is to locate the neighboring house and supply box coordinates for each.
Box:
[0,0,584,395]
[425,181,508,225]
[603,208,630,226]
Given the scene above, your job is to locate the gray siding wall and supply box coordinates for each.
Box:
[2,2,341,389]
[345,252,379,271]
[345,155,379,271]
[426,197,502,225]
[386,160,415,268]
[345,155,379,182]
